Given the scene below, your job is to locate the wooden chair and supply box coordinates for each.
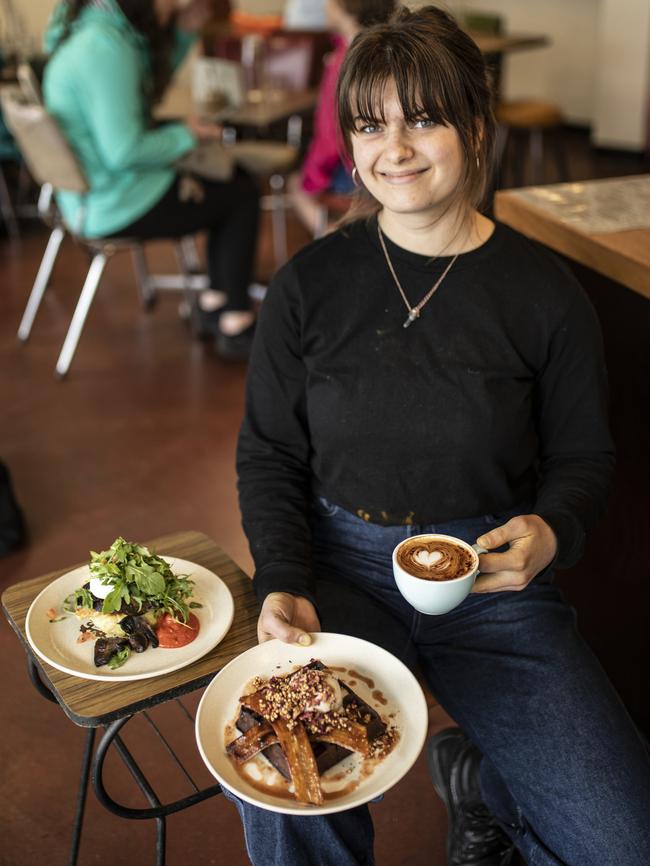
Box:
[1,83,207,378]
[495,99,568,186]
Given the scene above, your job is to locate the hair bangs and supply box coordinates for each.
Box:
[336,6,497,223]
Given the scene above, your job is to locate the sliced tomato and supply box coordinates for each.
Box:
[155,612,200,648]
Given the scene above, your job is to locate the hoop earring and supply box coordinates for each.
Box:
[352,166,361,187]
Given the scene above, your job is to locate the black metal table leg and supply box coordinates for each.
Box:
[26,659,97,866]
[25,660,221,866]
[69,727,96,866]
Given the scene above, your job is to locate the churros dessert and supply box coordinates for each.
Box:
[226,660,398,805]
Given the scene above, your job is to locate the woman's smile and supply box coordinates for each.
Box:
[378,168,429,183]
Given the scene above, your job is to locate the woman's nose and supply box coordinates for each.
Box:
[384,127,414,161]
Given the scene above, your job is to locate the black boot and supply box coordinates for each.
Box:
[428,728,515,866]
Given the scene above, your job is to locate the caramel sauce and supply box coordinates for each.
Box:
[233,757,294,801]
[348,669,374,689]
[323,780,359,800]
[372,689,388,706]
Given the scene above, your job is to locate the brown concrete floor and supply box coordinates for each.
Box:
[1,133,648,866]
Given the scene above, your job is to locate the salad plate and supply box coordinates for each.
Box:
[195,633,428,815]
[25,557,234,682]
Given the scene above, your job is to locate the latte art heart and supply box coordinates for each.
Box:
[414,550,443,567]
[396,538,476,581]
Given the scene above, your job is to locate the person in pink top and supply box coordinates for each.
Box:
[289,0,396,235]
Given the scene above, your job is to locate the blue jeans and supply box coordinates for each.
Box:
[224,500,650,866]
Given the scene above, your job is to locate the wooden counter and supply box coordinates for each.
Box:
[496,175,650,733]
[495,176,650,300]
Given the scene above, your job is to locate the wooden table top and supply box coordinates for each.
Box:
[156,85,317,128]
[1,531,259,727]
[469,31,549,56]
[494,176,650,301]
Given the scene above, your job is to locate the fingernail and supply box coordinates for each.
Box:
[297,633,311,646]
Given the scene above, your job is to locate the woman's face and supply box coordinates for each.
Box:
[351,80,466,223]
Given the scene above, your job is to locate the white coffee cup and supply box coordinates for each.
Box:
[392,533,487,615]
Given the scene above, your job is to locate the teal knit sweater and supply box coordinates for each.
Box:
[43,0,197,237]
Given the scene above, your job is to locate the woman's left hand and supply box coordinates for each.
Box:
[471,514,557,593]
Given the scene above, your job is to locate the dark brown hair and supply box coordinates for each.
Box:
[336,5,496,219]
[338,0,397,28]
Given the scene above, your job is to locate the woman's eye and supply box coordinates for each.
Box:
[357,123,380,135]
[413,118,436,129]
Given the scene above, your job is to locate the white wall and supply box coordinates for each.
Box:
[443,0,599,126]
[412,0,650,150]
[592,0,650,148]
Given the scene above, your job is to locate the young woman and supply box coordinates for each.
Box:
[43,0,258,360]
[235,6,650,865]
[288,0,395,236]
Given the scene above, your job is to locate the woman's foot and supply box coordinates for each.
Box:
[189,290,227,340]
[215,320,256,361]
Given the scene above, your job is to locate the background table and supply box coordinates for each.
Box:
[156,85,317,131]
[2,530,259,864]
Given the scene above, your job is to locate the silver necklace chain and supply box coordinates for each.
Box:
[377,224,459,329]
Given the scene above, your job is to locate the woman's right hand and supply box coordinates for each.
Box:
[186,115,223,141]
[257,592,321,646]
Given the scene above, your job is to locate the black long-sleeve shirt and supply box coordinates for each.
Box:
[237,218,615,605]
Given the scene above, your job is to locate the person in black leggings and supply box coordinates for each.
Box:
[113,166,259,359]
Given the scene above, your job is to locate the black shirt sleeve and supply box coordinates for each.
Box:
[532,282,615,567]
[236,260,316,605]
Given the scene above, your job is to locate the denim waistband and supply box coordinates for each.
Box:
[311,495,533,554]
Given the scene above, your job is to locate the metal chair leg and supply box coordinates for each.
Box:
[493,123,509,190]
[174,239,198,313]
[269,173,288,269]
[178,235,202,273]
[552,128,570,182]
[17,225,66,341]
[55,251,107,378]
[530,128,544,185]
[131,244,156,309]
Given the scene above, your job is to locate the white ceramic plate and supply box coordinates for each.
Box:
[195,633,428,815]
[25,557,234,682]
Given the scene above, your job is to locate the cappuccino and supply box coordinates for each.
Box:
[392,533,485,615]
[395,537,476,581]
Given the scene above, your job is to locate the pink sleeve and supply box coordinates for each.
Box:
[300,38,350,195]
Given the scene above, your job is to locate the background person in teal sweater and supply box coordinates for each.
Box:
[44,0,259,360]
